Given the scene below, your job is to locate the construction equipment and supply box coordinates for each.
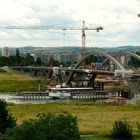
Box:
[81,21,103,66]
[0,21,103,66]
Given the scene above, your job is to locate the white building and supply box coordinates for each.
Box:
[2,47,9,57]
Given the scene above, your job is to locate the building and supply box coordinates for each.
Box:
[60,52,81,65]
[33,49,81,66]
[2,47,9,57]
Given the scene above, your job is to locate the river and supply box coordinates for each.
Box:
[0,94,71,104]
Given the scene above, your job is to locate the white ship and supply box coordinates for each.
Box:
[48,87,71,99]
[48,85,109,99]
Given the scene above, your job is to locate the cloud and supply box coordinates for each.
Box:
[0,0,140,47]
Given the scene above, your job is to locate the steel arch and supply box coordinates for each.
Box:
[126,52,140,62]
[66,51,125,85]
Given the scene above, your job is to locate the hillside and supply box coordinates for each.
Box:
[0,45,140,56]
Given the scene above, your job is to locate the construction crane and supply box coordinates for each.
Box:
[0,21,103,66]
[81,21,103,66]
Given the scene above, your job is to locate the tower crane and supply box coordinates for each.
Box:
[1,21,103,66]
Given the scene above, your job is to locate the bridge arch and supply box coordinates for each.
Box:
[66,51,125,85]
[126,52,140,62]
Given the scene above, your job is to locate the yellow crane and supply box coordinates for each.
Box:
[1,21,103,66]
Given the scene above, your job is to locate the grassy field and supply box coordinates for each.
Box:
[7,102,140,138]
[0,72,50,92]
[1,71,140,139]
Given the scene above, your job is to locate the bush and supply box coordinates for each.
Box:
[137,123,140,132]
[1,113,80,140]
[110,120,132,139]
[0,69,6,73]
[0,99,16,135]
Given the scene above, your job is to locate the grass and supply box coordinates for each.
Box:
[80,135,140,140]
[80,136,112,140]
[0,72,35,80]
[0,72,50,92]
[1,72,140,139]
[7,102,140,137]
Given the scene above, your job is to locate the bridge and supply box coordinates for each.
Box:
[9,51,140,100]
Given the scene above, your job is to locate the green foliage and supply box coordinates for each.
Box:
[0,99,16,135]
[137,123,140,132]
[0,69,6,73]
[0,56,9,66]
[19,53,35,66]
[16,49,21,66]
[35,57,42,66]
[1,113,80,140]
[0,50,36,66]
[48,57,60,66]
[8,56,17,66]
[24,53,35,66]
[110,120,132,139]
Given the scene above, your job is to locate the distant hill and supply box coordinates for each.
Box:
[116,46,140,52]
[18,46,42,51]
[87,46,140,52]
[0,45,140,56]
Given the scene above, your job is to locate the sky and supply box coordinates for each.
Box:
[0,0,140,48]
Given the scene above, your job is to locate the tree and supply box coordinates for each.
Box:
[48,57,60,67]
[0,99,16,135]
[110,120,132,139]
[35,57,42,66]
[1,113,79,140]
[25,53,35,66]
[16,49,21,66]
[0,56,9,67]
[8,56,16,66]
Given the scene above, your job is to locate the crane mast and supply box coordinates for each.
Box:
[82,21,86,66]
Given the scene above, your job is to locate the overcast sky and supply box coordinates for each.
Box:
[0,0,140,48]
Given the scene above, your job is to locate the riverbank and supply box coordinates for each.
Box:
[7,102,140,138]
[0,72,50,92]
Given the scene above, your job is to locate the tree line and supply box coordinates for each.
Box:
[0,49,42,67]
[0,99,80,140]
